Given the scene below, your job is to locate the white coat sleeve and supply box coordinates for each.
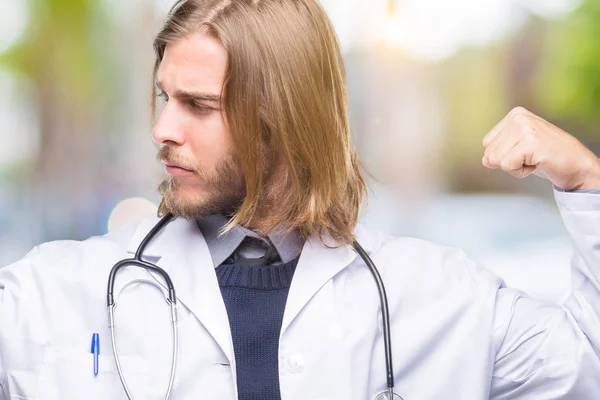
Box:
[489,189,600,399]
[0,247,40,400]
[0,281,6,400]
[0,266,13,400]
[556,189,600,354]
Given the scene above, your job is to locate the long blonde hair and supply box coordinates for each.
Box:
[152,0,367,246]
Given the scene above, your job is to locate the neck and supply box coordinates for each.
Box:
[239,162,290,234]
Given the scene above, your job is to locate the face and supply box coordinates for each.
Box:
[153,32,246,219]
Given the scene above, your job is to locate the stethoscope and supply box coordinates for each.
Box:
[107,213,403,400]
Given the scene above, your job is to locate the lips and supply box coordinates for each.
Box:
[164,162,192,172]
[162,160,195,177]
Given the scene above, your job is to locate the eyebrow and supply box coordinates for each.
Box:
[156,81,221,103]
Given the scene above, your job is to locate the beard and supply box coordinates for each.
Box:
[157,146,247,220]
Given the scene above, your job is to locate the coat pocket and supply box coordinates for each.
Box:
[38,347,149,400]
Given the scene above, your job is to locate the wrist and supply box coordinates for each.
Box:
[577,157,600,190]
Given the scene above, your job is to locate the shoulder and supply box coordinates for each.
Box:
[0,216,159,297]
[351,225,504,354]
[354,224,503,298]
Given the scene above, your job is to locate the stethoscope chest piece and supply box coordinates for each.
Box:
[374,391,404,400]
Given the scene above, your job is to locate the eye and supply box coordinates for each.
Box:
[187,101,216,115]
[156,90,169,103]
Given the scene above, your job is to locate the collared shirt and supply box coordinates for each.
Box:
[197,215,305,399]
[197,214,305,267]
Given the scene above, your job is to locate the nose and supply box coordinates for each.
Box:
[152,103,185,146]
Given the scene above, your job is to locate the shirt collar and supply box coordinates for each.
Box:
[196,214,305,268]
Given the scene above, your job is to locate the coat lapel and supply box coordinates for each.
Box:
[280,228,372,337]
[125,216,234,364]
[123,217,375,363]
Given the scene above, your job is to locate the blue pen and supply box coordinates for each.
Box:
[91,333,100,376]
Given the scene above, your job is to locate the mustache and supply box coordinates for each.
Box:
[157,146,198,172]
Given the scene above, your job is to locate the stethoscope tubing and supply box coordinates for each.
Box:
[107,213,401,399]
[352,239,395,392]
[107,213,178,399]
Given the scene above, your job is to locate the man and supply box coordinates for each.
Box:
[1,0,600,399]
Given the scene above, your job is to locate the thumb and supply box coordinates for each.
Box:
[510,164,537,179]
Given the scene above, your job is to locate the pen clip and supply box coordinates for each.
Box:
[91,333,100,353]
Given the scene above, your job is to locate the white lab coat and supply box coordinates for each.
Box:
[1,188,599,400]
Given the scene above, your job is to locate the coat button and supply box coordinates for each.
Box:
[286,354,306,373]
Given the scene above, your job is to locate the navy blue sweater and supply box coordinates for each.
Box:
[216,256,300,400]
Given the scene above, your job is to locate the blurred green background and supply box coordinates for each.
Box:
[1,0,599,300]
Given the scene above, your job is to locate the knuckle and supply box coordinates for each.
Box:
[512,113,530,126]
[500,159,511,171]
[510,106,528,116]
[522,130,537,144]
